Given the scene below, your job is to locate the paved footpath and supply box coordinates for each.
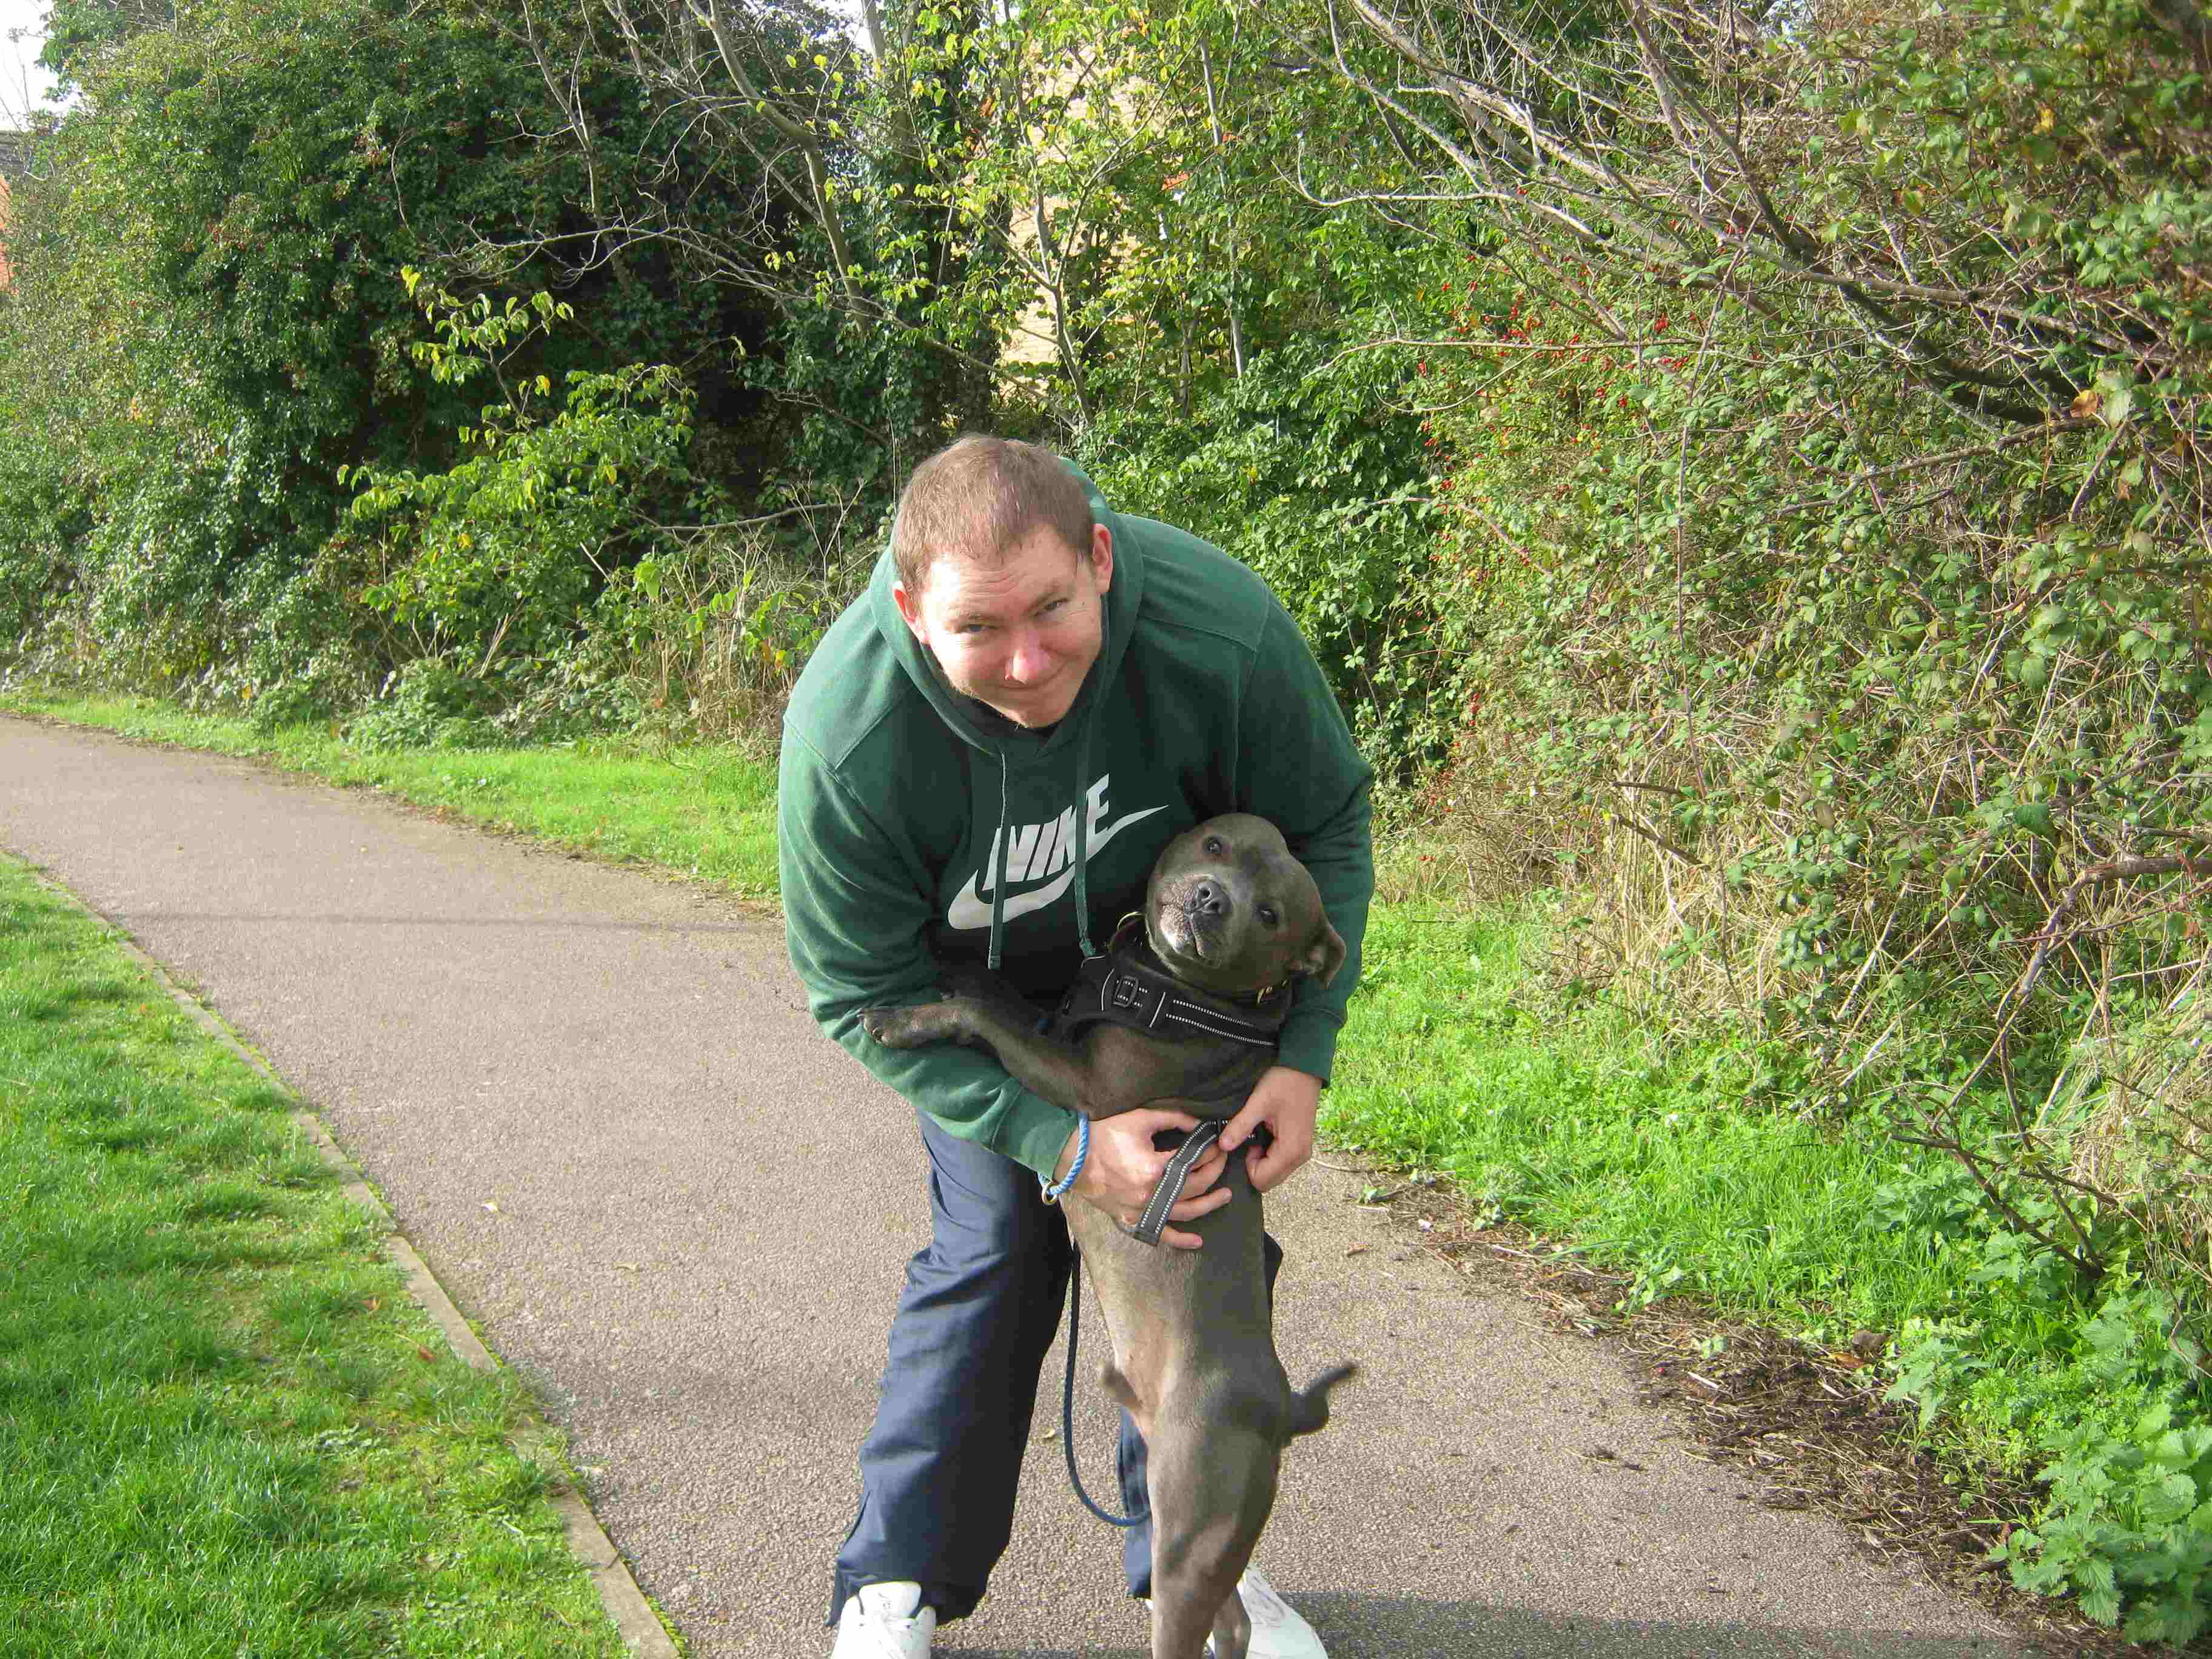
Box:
[1,716,2031,1658]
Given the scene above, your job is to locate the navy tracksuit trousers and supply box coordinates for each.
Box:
[830,1105,1281,1626]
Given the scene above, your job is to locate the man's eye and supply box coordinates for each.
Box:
[1258,905,1278,927]
[1204,837,1223,855]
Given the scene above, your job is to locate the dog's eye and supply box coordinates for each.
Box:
[1204,836,1223,856]
[1258,905,1278,927]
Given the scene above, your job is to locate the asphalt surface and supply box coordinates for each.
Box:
[0,716,2033,1658]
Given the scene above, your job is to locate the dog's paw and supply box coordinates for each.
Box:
[860,1000,963,1048]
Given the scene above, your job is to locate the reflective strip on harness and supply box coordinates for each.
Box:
[1131,1120,1227,1246]
[1079,962,1281,1048]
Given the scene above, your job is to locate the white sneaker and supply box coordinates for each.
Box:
[832,1581,935,1658]
[1230,1567,1327,1659]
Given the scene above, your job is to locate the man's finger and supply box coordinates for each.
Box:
[1130,1105,1202,1135]
[1118,1204,1212,1251]
[1245,1142,1283,1193]
[1245,1131,1312,1195]
[1218,1097,1269,1153]
[1173,1147,1228,1198]
[1168,1183,1232,1224]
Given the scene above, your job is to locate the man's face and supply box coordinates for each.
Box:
[893,522,1114,729]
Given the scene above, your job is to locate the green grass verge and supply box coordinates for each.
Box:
[0,690,779,899]
[0,857,628,1658]
[1326,900,1962,1343]
[1327,900,2212,1641]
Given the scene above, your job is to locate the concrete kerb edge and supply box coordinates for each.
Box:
[19,863,682,1659]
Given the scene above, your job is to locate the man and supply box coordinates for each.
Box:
[779,436,1372,1659]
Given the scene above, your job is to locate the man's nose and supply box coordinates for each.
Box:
[1004,628,1051,682]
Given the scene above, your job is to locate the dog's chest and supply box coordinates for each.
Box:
[1071,1024,1276,1114]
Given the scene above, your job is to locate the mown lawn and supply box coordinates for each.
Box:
[0,857,628,1658]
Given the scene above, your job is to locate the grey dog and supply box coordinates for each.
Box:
[863,813,1356,1659]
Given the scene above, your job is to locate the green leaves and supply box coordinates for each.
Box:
[1989,1376,2212,1640]
[0,0,642,691]
[343,279,695,674]
[1078,337,1447,778]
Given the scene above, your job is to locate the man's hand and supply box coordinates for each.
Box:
[1221,1066,1322,1193]
[1053,1108,1230,1252]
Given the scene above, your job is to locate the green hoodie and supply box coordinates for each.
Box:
[777,461,1373,1178]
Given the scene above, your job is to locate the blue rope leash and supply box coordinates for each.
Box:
[1059,1246,1145,1529]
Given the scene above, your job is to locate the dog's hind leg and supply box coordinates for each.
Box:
[1147,1553,1245,1659]
[1205,1583,1253,1659]
[1145,1430,1276,1659]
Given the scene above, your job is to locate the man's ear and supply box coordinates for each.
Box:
[891,578,928,645]
[1302,919,1347,988]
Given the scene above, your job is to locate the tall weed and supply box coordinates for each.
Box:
[586,526,866,749]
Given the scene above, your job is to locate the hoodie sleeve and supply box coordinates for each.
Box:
[1237,600,1375,1083]
[779,728,1080,1178]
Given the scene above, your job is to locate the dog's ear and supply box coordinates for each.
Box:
[1301,919,1347,987]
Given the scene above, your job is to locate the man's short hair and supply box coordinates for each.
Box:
[890,435,1095,595]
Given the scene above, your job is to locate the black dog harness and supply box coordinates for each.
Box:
[1054,914,1290,1047]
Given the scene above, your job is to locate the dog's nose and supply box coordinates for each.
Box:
[1192,880,1232,917]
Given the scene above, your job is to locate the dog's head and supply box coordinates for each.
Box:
[1142,814,1346,1001]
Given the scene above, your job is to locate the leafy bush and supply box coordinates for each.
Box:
[1079,341,1453,782]
[1999,1389,2212,1644]
[0,0,555,684]
[0,0,784,702]
[1307,0,2212,1632]
[344,658,504,753]
[1892,1253,2212,1643]
[342,277,697,678]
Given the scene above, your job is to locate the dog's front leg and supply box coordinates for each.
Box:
[862,996,1095,1118]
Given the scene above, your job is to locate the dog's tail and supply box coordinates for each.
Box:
[1284,1362,1358,1439]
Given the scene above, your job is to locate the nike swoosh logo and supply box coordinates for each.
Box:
[947,805,1168,930]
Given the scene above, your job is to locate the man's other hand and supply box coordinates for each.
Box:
[1221,1066,1322,1193]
